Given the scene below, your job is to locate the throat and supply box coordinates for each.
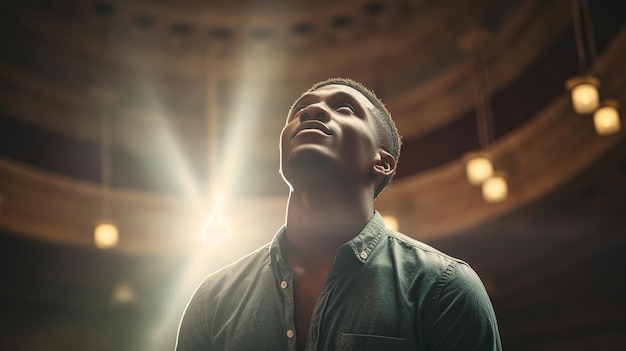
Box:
[286,191,373,245]
[292,269,329,351]
[281,234,334,350]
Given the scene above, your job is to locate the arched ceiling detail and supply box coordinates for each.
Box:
[2,25,624,252]
[0,0,625,250]
[0,0,567,150]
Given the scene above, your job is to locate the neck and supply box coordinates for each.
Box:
[283,183,374,272]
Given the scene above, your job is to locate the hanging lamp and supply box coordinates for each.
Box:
[566,0,601,115]
[464,51,495,186]
[482,172,508,203]
[464,151,494,186]
[91,86,119,250]
[463,50,508,202]
[566,76,600,114]
[593,99,621,136]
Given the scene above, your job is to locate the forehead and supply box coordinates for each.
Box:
[300,84,375,110]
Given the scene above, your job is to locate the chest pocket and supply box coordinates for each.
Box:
[337,333,412,351]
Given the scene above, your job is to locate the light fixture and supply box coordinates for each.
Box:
[464,51,496,188]
[566,76,600,114]
[482,173,508,203]
[94,222,119,249]
[463,50,508,202]
[111,282,137,304]
[464,152,494,185]
[91,86,119,249]
[593,100,621,135]
[566,0,604,116]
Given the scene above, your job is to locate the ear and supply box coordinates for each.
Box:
[372,149,397,178]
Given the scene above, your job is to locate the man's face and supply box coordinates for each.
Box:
[279,84,381,188]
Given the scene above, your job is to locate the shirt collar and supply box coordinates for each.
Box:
[269,225,287,266]
[344,211,386,263]
[268,211,387,265]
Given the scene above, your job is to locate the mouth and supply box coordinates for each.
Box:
[291,121,332,139]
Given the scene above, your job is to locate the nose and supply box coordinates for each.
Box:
[299,103,330,122]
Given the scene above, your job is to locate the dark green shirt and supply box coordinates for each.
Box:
[176,212,502,351]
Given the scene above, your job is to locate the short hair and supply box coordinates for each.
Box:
[288,78,402,198]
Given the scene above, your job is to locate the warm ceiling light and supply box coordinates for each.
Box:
[593,100,621,136]
[111,282,137,304]
[566,76,600,114]
[482,173,508,203]
[464,153,494,185]
[94,222,119,249]
[382,215,399,231]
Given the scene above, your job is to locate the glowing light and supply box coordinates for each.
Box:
[593,100,621,136]
[201,195,232,247]
[382,215,399,231]
[566,76,600,114]
[111,282,137,304]
[139,25,285,351]
[94,222,119,249]
[465,153,494,185]
[482,174,508,203]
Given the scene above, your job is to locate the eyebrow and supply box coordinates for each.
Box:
[291,90,368,115]
[329,90,369,117]
[330,91,362,106]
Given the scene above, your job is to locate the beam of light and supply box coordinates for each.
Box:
[144,202,279,351]
[131,85,212,350]
[145,198,286,350]
[200,194,232,246]
[133,85,214,350]
[144,40,284,350]
[145,250,213,351]
[200,41,282,246]
[141,83,208,217]
[214,56,280,201]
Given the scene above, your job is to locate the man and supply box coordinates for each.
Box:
[176,78,502,351]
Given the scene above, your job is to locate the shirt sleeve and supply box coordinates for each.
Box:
[426,261,502,351]
[175,280,212,351]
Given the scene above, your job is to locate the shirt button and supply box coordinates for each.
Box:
[280,281,288,289]
[286,329,294,338]
[360,251,368,260]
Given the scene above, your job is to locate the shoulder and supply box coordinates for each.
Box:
[382,231,501,348]
[381,230,488,301]
[176,242,277,350]
[384,230,469,270]
[177,243,272,340]
[196,243,272,295]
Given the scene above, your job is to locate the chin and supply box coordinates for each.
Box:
[290,152,333,169]
[281,149,337,179]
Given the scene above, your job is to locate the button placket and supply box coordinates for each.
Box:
[275,256,296,349]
